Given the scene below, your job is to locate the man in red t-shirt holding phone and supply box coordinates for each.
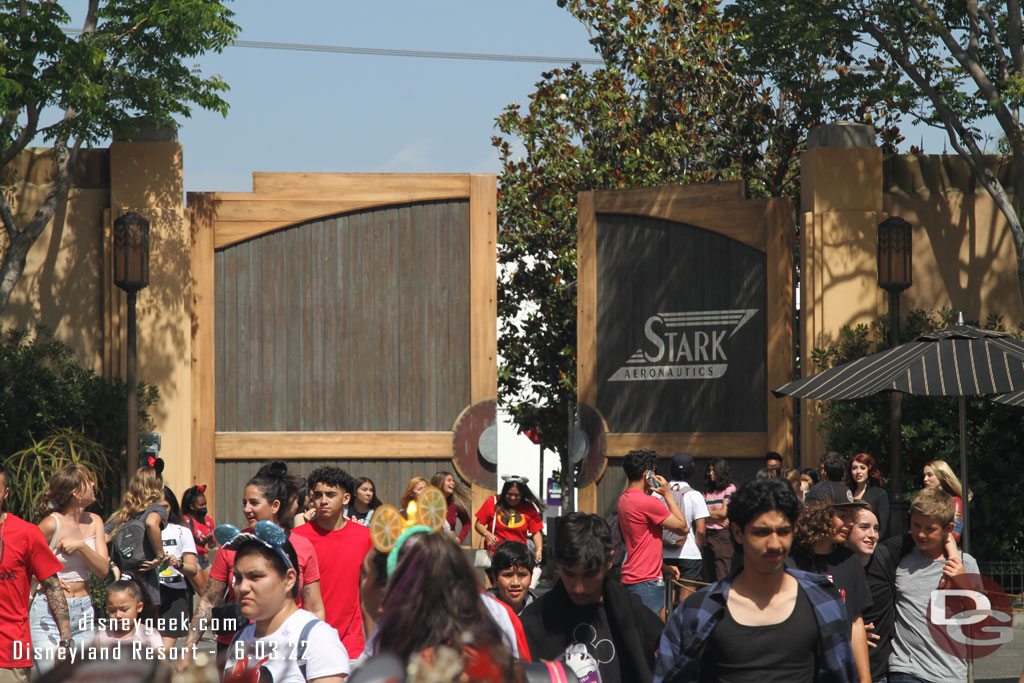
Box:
[616,450,689,619]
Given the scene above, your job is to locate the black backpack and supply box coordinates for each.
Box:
[606,512,627,580]
[112,516,152,573]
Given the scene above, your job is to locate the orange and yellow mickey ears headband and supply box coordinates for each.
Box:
[369,485,447,556]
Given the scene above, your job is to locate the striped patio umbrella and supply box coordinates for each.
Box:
[991,387,1024,407]
[773,324,1024,552]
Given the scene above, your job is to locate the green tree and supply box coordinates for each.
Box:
[812,310,1024,560]
[0,0,239,313]
[734,0,1024,307]
[494,0,901,457]
[494,0,765,458]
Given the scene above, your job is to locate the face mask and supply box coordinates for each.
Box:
[194,508,208,518]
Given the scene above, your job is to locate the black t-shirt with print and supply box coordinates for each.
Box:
[791,545,871,626]
[558,600,621,683]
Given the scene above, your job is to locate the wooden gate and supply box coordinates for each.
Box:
[576,182,793,513]
[188,174,497,527]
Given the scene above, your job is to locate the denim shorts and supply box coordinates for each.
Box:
[623,578,666,615]
[29,592,96,676]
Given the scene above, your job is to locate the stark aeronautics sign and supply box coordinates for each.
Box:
[608,309,759,382]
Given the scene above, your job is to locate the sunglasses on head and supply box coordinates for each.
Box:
[215,521,293,570]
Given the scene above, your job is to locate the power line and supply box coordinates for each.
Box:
[60,28,603,66]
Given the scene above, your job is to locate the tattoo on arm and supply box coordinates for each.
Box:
[41,576,72,640]
[302,584,313,600]
[183,577,226,649]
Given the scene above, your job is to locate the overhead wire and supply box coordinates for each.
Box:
[60,28,604,66]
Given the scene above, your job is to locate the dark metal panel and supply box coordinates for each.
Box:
[595,214,768,433]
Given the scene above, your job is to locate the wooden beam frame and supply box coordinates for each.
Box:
[215,431,453,460]
[189,173,499,517]
[577,185,793,462]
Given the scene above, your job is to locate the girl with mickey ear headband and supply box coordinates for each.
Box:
[361,486,530,676]
[219,522,350,683]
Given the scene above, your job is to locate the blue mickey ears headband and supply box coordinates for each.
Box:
[215,520,293,570]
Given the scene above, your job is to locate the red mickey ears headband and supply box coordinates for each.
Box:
[145,456,165,476]
[197,484,207,494]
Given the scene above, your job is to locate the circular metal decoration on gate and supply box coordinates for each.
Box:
[451,399,498,489]
[574,402,608,488]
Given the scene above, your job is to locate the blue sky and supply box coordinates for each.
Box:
[175,1,596,192]
[44,1,987,194]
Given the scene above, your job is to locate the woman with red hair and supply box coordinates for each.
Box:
[847,453,889,537]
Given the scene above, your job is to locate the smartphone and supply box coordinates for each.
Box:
[645,470,659,489]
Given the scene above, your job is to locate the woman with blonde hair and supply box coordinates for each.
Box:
[30,463,109,676]
[106,465,169,608]
[923,459,970,542]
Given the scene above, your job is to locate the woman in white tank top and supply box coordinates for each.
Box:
[30,464,110,676]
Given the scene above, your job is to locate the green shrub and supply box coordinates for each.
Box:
[813,309,1024,560]
[0,326,158,519]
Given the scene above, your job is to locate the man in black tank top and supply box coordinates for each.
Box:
[655,479,858,683]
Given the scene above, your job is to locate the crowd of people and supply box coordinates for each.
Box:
[0,447,1006,683]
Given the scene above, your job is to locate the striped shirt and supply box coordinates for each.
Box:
[703,484,735,530]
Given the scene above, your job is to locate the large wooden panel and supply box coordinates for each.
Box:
[215,458,460,531]
[214,200,471,432]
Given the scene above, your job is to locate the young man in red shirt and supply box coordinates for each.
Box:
[616,450,689,618]
[291,466,372,659]
[0,464,72,683]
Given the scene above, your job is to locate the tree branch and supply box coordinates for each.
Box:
[978,4,1009,85]
[0,103,41,170]
[1006,0,1024,77]
[864,20,1024,296]
[966,0,982,61]
[908,0,1022,153]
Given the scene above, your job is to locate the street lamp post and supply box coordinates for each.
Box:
[113,212,151,474]
[877,216,912,534]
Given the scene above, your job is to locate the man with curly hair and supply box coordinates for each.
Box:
[792,481,873,683]
[655,478,858,683]
[291,465,372,658]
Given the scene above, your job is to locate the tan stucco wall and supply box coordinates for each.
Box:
[2,144,193,496]
[2,149,109,368]
[800,148,1024,465]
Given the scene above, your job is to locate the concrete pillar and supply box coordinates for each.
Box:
[108,135,193,497]
[799,123,883,467]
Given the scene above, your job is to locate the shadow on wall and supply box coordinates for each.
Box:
[884,155,1024,322]
[3,149,109,368]
[113,143,190,429]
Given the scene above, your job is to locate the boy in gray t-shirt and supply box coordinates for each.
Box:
[888,487,976,683]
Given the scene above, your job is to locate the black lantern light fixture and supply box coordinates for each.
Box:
[113,211,151,473]
[877,216,912,534]
[113,211,150,292]
[878,216,913,295]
